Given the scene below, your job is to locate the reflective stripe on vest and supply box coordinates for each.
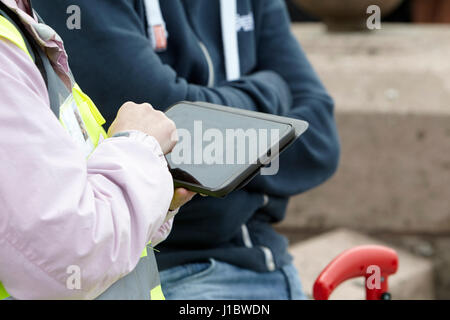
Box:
[0,12,163,300]
[0,14,32,59]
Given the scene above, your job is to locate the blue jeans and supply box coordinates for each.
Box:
[160,259,308,300]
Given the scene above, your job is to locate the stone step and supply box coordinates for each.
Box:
[280,112,450,234]
[281,23,450,234]
[290,229,434,300]
[291,23,450,116]
[282,24,450,298]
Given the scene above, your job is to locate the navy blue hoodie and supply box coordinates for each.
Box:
[34,0,340,272]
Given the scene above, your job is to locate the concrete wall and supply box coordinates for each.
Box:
[278,24,450,298]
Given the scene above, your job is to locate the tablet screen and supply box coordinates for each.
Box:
[165,103,293,191]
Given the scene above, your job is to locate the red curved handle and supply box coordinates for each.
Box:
[313,245,399,300]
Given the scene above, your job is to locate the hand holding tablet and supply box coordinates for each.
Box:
[165,101,308,198]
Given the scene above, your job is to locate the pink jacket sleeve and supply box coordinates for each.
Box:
[0,38,174,299]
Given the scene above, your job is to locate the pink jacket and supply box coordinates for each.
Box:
[0,0,174,299]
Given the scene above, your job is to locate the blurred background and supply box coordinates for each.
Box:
[276,0,450,299]
[286,0,450,23]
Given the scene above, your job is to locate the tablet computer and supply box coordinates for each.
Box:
[165,101,309,198]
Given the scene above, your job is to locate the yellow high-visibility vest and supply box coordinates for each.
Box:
[0,11,164,300]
